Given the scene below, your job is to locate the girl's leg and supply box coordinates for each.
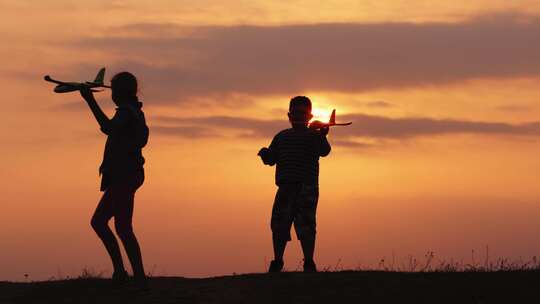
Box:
[111,182,145,279]
[91,190,126,275]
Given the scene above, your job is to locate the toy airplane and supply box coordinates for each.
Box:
[44,67,111,93]
[309,109,352,129]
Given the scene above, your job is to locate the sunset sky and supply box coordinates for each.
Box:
[2,1,540,281]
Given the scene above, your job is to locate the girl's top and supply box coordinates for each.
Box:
[99,100,148,191]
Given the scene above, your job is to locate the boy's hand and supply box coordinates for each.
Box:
[258,147,275,165]
[320,126,330,136]
[258,147,269,156]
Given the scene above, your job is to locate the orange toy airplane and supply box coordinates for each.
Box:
[309,109,352,129]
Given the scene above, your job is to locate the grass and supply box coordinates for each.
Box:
[2,269,540,303]
[2,271,540,303]
[3,252,540,303]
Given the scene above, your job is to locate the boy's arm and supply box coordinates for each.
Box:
[258,135,279,166]
[319,127,331,157]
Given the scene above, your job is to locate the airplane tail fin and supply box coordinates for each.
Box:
[330,109,336,124]
[94,68,106,85]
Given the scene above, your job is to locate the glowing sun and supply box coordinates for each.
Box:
[311,108,332,122]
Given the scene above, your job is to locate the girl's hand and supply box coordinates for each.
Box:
[79,86,95,102]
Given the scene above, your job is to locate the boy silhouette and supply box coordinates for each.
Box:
[258,96,331,273]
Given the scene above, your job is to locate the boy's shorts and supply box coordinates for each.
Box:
[271,183,319,241]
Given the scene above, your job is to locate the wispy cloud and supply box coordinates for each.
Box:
[155,116,286,138]
[365,101,394,108]
[61,13,540,105]
[495,104,533,112]
[152,113,540,148]
[340,114,540,138]
[48,101,87,112]
[152,125,221,138]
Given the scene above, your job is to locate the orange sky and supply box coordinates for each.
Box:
[2,1,540,281]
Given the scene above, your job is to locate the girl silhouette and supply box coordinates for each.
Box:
[80,72,149,287]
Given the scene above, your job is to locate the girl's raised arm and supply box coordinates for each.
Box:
[80,87,111,134]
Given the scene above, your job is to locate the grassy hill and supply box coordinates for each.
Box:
[2,271,540,303]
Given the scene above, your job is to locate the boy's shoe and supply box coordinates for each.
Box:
[303,260,317,273]
[112,270,129,285]
[268,260,284,273]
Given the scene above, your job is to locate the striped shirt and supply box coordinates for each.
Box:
[268,127,331,186]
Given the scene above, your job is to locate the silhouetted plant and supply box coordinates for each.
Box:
[77,267,105,279]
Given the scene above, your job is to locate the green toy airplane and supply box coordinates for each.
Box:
[44,67,110,93]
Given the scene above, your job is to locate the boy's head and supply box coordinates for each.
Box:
[288,96,313,127]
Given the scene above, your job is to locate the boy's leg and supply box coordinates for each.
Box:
[300,235,316,263]
[270,235,287,272]
[270,185,295,271]
[272,235,288,262]
[91,190,126,276]
[294,184,319,272]
[300,236,317,273]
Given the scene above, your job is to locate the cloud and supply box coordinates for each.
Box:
[331,139,377,149]
[48,101,87,112]
[64,13,540,104]
[340,114,540,138]
[152,125,220,138]
[152,113,540,148]
[495,104,533,112]
[155,115,287,138]
[365,101,394,108]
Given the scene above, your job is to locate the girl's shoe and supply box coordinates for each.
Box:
[268,260,284,273]
[303,260,317,273]
[112,270,129,285]
[134,275,149,290]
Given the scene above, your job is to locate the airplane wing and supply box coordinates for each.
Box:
[328,109,352,126]
[330,109,336,124]
[44,75,66,85]
[85,81,111,88]
[94,67,106,85]
[45,69,111,93]
[86,67,110,88]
